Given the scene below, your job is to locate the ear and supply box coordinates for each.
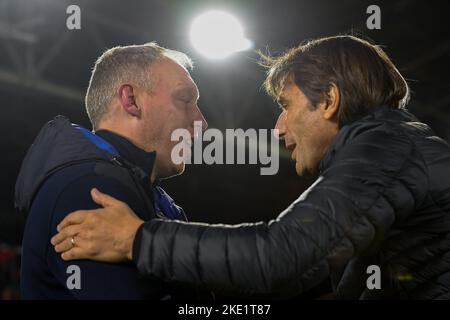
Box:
[118,84,141,118]
[320,83,340,121]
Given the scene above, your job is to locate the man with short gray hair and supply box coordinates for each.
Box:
[16,43,208,299]
[85,43,193,129]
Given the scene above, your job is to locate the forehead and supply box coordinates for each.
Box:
[151,58,198,93]
[278,78,306,102]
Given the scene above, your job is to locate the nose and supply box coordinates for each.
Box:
[193,104,208,131]
[274,112,287,140]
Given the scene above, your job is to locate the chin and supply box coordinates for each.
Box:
[295,162,317,179]
[160,163,185,180]
[177,162,186,175]
[295,164,304,177]
[173,162,186,176]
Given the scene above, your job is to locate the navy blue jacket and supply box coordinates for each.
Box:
[16,116,186,299]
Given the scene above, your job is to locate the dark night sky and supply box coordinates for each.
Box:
[1,0,449,244]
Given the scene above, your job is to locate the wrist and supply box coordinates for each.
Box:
[126,219,144,261]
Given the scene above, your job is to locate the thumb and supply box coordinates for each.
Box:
[91,188,119,208]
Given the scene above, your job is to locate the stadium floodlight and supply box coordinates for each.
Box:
[190,10,252,59]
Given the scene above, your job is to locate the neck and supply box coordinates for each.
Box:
[96,119,147,151]
[150,170,158,185]
[96,122,159,184]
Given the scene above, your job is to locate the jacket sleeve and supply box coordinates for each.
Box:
[132,128,428,296]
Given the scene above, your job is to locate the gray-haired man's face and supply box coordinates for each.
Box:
[139,58,208,180]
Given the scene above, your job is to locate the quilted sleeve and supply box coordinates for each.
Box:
[132,128,428,296]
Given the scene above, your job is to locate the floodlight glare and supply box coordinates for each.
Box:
[190,10,252,59]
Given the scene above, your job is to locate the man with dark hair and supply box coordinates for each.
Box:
[52,35,450,299]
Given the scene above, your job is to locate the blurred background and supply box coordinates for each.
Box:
[0,0,449,299]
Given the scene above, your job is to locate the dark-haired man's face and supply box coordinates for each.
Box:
[275,80,338,177]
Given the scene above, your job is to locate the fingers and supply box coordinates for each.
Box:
[51,225,81,246]
[90,188,121,208]
[61,247,90,261]
[57,211,86,231]
[54,233,96,260]
[59,238,103,261]
[54,236,77,253]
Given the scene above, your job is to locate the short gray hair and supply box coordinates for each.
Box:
[85,42,193,129]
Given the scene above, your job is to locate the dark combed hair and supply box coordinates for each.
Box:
[259,35,410,127]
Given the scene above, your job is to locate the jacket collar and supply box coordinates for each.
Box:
[95,130,156,178]
[318,106,417,173]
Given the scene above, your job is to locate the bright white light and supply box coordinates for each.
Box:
[190,10,252,59]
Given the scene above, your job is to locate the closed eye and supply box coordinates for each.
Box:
[278,103,288,112]
[174,85,199,106]
[176,96,195,105]
[277,97,289,111]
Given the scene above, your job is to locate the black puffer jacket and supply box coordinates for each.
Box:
[132,107,450,299]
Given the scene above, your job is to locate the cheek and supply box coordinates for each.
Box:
[287,113,304,142]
